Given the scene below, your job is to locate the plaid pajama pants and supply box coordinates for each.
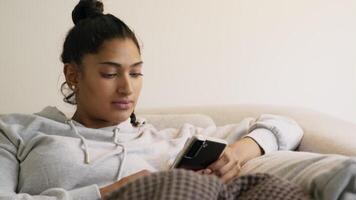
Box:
[105,169,309,200]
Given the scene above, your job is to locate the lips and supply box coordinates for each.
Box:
[111,100,133,110]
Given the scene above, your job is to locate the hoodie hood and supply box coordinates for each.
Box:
[35,106,143,131]
[35,106,69,124]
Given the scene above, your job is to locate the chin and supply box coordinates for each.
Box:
[111,111,132,124]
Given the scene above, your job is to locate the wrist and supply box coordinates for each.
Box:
[230,137,263,165]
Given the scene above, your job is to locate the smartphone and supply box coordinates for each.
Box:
[171,135,227,171]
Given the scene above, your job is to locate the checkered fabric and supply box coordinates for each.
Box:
[105,169,309,200]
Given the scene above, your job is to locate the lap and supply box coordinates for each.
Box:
[105,169,308,200]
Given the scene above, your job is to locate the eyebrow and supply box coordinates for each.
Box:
[98,61,143,68]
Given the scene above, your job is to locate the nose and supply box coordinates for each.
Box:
[117,73,133,95]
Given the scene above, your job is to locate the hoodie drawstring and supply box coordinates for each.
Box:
[66,120,127,180]
[67,119,91,164]
[113,127,127,180]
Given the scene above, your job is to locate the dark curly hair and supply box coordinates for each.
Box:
[60,0,141,126]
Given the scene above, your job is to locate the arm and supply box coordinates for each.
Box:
[0,130,101,200]
[229,137,263,166]
[204,114,303,182]
[99,170,150,198]
[244,114,304,154]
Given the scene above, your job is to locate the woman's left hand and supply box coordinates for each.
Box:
[203,146,242,183]
[198,137,263,183]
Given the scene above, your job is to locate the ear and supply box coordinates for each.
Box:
[63,63,79,90]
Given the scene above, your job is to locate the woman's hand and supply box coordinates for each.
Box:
[202,146,242,183]
[199,137,263,183]
[100,170,151,199]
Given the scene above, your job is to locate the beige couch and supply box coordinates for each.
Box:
[137,104,356,157]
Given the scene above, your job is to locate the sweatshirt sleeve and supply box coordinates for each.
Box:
[243,114,304,154]
[198,114,303,154]
[0,130,101,200]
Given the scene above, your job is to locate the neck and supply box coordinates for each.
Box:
[72,110,118,129]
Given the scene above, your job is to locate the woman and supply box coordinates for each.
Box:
[0,0,306,199]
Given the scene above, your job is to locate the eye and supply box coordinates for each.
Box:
[101,73,117,79]
[130,73,144,78]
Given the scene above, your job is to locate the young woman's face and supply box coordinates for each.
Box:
[72,39,143,128]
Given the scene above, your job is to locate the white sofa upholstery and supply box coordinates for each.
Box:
[137,104,356,157]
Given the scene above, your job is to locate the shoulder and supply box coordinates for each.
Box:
[0,112,37,126]
[0,106,64,125]
[0,112,39,149]
[0,106,64,140]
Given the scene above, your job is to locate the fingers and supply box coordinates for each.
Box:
[221,164,241,183]
[196,169,212,175]
[208,152,230,172]
[216,159,238,176]
[206,147,241,182]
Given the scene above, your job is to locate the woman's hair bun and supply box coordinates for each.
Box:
[72,0,104,25]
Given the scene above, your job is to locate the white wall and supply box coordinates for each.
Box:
[0,0,355,122]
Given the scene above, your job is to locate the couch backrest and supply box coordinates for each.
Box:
[137,104,356,157]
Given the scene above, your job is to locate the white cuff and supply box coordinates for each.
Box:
[244,128,278,154]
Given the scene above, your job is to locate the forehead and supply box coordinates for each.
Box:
[81,38,141,67]
[97,39,140,60]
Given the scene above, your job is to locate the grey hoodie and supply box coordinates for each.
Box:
[0,106,303,200]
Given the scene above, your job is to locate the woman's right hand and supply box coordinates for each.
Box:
[100,170,151,199]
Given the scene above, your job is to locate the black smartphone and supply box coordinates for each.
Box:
[171,135,227,171]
